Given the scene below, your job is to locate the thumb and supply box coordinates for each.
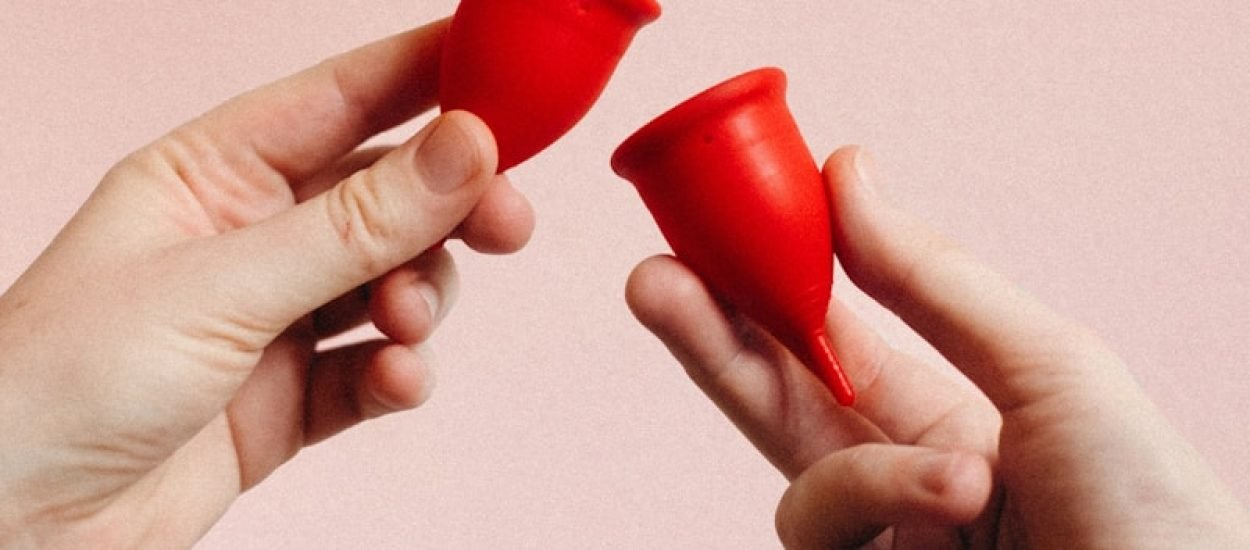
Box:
[775,444,991,549]
[192,111,497,342]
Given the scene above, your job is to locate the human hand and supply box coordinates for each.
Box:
[626,146,1250,548]
[0,20,534,548]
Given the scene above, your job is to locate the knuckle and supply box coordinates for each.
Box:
[1046,323,1116,367]
[325,169,403,273]
[899,237,971,292]
[867,231,971,311]
[1002,322,1121,408]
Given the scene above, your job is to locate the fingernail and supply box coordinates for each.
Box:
[852,147,880,198]
[414,280,441,322]
[917,452,958,496]
[409,345,438,406]
[415,116,482,193]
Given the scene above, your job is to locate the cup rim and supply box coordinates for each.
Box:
[603,0,662,24]
[612,67,786,178]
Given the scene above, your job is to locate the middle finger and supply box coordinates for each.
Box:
[628,255,999,479]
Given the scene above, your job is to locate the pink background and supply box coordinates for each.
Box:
[3,1,1248,548]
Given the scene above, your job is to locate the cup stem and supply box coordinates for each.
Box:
[803,330,856,406]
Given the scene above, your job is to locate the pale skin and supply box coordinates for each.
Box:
[0,21,534,548]
[2,19,1248,550]
[626,147,1250,548]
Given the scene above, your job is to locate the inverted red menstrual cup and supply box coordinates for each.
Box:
[611,68,855,406]
[440,0,662,172]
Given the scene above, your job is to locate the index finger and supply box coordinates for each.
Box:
[170,19,449,190]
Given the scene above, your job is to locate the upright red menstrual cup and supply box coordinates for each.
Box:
[440,0,662,172]
[612,68,855,406]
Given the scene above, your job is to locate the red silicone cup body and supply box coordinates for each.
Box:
[612,68,854,405]
[440,0,661,172]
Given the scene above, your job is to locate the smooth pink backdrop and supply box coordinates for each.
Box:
[2,2,1248,548]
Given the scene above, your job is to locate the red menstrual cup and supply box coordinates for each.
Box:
[611,68,855,406]
[440,0,661,172]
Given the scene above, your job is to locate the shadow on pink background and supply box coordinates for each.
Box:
[2,1,1247,548]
